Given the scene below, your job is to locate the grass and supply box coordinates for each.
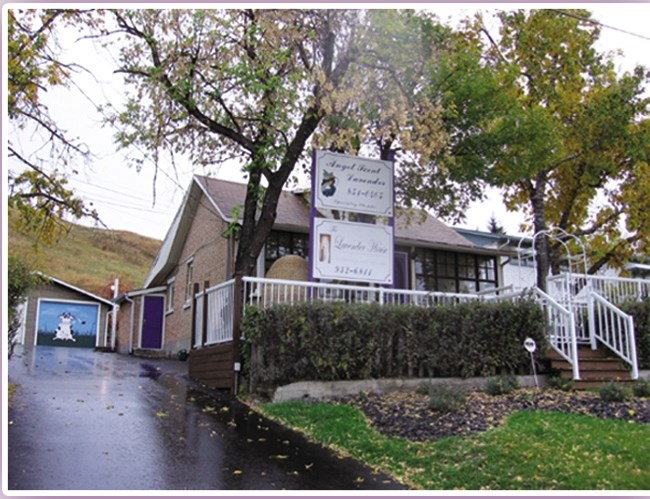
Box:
[260,401,650,490]
[8,209,161,295]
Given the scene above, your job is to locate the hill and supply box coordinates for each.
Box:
[8,211,162,299]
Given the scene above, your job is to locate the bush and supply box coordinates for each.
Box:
[598,381,629,402]
[485,374,520,396]
[631,380,650,398]
[547,375,574,392]
[621,299,650,369]
[426,384,467,412]
[242,299,547,395]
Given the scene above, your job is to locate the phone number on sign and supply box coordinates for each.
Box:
[334,265,373,277]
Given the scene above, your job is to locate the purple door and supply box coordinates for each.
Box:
[141,295,164,349]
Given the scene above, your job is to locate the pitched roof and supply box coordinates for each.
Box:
[144,175,493,287]
[34,272,115,306]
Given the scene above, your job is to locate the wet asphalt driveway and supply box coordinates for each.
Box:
[7,346,405,491]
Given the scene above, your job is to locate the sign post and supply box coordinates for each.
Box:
[524,337,539,388]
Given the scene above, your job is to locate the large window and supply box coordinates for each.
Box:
[414,249,498,293]
[264,231,309,273]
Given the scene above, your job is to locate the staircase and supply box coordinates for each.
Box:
[539,273,646,388]
[546,346,634,389]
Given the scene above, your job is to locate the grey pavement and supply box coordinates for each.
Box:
[6,345,406,491]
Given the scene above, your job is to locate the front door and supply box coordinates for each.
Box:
[141,295,164,349]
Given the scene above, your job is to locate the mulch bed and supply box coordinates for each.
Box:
[338,389,650,442]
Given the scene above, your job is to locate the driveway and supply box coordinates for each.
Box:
[6,346,405,491]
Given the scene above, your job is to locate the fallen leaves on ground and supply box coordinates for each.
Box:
[340,389,650,442]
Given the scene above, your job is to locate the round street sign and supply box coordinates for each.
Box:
[524,337,537,353]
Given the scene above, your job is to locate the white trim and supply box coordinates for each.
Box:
[194,175,231,222]
[34,272,113,306]
[34,298,102,347]
[124,286,167,298]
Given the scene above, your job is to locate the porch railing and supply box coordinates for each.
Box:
[589,291,638,379]
[548,273,650,306]
[241,276,484,309]
[194,279,236,346]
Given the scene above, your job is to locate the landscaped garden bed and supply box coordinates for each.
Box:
[340,386,650,443]
[259,382,650,489]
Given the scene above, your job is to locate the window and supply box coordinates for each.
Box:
[166,278,176,313]
[184,259,194,306]
[264,231,309,273]
[414,249,498,294]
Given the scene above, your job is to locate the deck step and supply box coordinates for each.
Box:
[545,346,633,389]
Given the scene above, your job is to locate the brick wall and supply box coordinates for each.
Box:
[162,193,231,355]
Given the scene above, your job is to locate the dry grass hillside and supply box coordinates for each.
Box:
[8,211,162,299]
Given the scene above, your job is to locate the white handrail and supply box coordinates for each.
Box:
[589,291,639,379]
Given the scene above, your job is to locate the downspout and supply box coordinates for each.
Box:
[123,294,136,354]
[111,279,119,351]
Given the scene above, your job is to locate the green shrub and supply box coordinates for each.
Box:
[426,384,467,412]
[598,381,629,402]
[631,380,650,398]
[547,375,574,392]
[621,299,650,369]
[485,374,520,396]
[242,299,547,395]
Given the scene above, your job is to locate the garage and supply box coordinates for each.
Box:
[19,274,115,350]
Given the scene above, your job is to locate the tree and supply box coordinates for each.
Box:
[7,255,40,358]
[410,9,649,289]
[107,9,448,277]
[7,9,101,243]
[487,215,505,235]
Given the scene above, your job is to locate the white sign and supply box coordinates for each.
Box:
[314,150,393,217]
[524,337,537,353]
[312,218,393,285]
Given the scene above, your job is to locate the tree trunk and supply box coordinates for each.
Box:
[530,174,549,292]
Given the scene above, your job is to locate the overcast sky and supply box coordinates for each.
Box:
[4,3,650,241]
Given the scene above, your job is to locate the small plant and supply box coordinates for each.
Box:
[547,375,574,392]
[598,381,629,402]
[427,384,467,412]
[631,380,650,398]
[416,382,431,395]
[485,374,519,396]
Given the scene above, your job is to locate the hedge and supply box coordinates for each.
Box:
[621,299,650,369]
[242,299,547,395]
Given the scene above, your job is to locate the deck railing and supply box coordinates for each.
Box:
[241,276,484,309]
[194,279,236,346]
[589,291,638,379]
[548,273,650,306]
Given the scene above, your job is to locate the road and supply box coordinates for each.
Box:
[6,345,405,491]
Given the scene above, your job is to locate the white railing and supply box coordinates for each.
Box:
[241,276,483,309]
[549,273,650,306]
[588,291,639,379]
[194,279,236,346]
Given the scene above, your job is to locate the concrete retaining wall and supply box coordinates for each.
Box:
[272,374,547,403]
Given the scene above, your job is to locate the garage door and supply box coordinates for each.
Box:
[36,300,100,348]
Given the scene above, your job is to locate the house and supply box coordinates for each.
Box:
[115,175,509,358]
[16,273,115,350]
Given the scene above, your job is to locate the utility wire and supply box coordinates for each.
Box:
[550,9,650,42]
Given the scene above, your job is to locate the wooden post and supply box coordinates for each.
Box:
[232,276,244,394]
[190,282,200,349]
[201,280,210,347]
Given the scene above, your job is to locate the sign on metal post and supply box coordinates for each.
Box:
[524,337,539,388]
